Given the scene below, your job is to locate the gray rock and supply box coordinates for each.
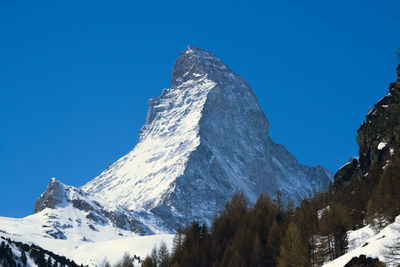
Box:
[34,178,67,213]
[83,46,333,232]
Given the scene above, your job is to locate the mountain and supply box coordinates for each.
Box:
[0,46,337,266]
[81,46,332,231]
[0,47,333,258]
[33,178,152,238]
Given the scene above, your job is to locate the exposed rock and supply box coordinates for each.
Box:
[82,46,333,231]
[33,178,153,239]
[335,64,400,185]
[332,64,400,226]
[344,254,385,267]
[34,178,67,213]
[72,199,94,212]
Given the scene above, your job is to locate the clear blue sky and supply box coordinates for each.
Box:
[1,1,399,217]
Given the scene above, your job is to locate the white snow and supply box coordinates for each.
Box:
[317,206,330,220]
[0,213,173,266]
[324,216,400,266]
[82,78,217,213]
[378,142,387,150]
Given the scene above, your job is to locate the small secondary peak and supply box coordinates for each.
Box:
[34,178,67,213]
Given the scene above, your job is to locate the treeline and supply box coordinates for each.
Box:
[159,154,400,266]
[139,151,400,267]
[366,153,400,229]
[0,236,83,267]
[106,154,400,267]
[106,159,400,267]
[139,189,352,266]
[103,153,400,267]
[0,239,19,267]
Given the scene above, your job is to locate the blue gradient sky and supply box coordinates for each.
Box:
[1,1,399,217]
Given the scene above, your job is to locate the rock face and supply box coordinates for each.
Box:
[357,65,400,172]
[335,65,400,185]
[81,46,332,231]
[34,178,67,213]
[332,64,400,225]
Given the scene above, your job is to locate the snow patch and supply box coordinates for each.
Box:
[378,142,387,150]
[324,216,400,266]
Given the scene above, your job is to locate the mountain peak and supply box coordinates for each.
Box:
[171,46,236,88]
[34,177,67,213]
[83,47,332,232]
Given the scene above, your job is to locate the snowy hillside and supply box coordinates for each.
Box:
[0,216,173,266]
[324,216,400,266]
[0,179,174,265]
[33,178,154,237]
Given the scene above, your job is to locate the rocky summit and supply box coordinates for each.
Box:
[79,46,332,232]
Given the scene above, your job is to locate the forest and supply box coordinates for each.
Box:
[132,153,400,266]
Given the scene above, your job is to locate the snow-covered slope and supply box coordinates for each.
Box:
[324,216,400,266]
[32,178,153,238]
[1,179,173,265]
[0,224,173,266]
[82,46,333,231]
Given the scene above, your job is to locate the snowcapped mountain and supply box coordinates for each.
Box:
[0,179,173,266]
[81,46,332,231]
[0,47,332,256]
[33,178,152,239]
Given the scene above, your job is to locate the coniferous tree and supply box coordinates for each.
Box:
[266,219,281,266]
[251,194,275,245]
[115,253,134,267]
[158,241,171,267]
[21,251,27,266]
[226,250,246,267]
[277,222,307,267]
[142,256,156,267]
[274,190,284,215]
[150,247,159,267]
[367,153,400,230]
[250,234,266,267]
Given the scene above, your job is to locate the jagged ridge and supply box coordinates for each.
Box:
[82,46,333,231]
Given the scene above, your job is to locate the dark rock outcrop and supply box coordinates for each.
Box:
[332,64,400,225]
[344,254,385,267]
[34,178,67,213]
[334,64,400,185]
